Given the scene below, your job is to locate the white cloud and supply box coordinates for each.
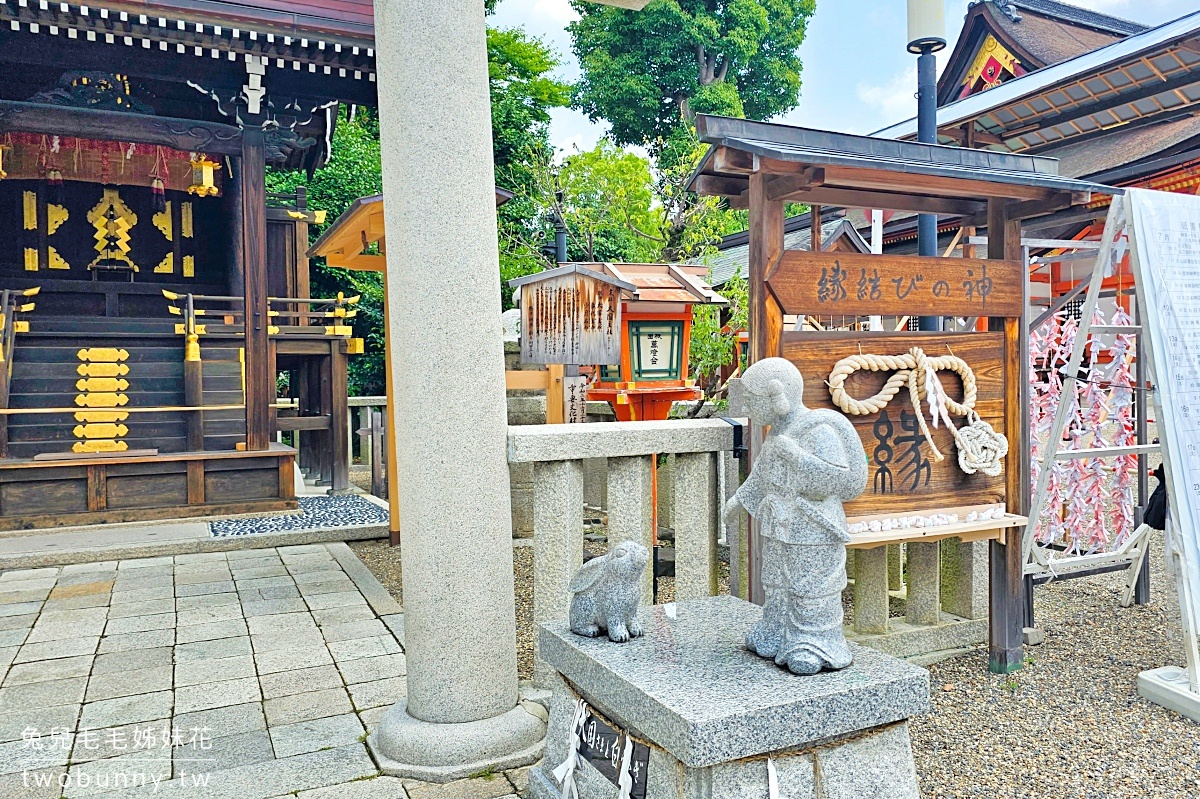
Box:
[854,66,919,129]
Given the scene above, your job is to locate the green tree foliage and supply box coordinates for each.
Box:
[268,20,569,391]
[687,270,747,413]
[556,141,661,263]
[568,0,816,149]
[490,26,572,300]
[266,109,386,396]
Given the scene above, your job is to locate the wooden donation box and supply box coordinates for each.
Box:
[768,251,1028,546]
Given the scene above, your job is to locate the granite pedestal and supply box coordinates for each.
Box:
[531,595,930,799]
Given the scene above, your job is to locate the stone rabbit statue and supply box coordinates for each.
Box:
[568,541,650,643]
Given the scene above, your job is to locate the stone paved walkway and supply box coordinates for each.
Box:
[0,543,532,799]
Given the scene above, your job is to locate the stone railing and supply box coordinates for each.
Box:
[507,419,741,682]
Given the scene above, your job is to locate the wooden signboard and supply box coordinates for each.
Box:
[766,251,1022,318]
[520,272,623,365]
[782,330,1008,517]
[564,375,588,424]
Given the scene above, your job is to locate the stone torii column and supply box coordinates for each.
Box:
[368,0,646,781]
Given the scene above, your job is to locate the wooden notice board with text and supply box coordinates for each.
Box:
[773,252,1022,518]
[782,331,1008,517]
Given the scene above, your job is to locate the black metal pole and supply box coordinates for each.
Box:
[554,190,568,264]
[917,45,942,332]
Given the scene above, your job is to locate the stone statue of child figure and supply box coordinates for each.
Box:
[724,358,868,676]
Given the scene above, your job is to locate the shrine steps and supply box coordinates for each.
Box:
[6,315,246,458]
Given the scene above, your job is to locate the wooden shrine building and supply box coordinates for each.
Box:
[688,113,1116,673]
[0,0,378,527]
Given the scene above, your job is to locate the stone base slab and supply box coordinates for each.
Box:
[847,615,987,660]
[368,699,546,783]
[1138,666,1200,723]
[531,712,919,799]
[535,596,928,799]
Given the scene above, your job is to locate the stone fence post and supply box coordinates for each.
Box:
[508,419,739,684]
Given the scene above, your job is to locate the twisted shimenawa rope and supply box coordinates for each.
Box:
[827,346,1007,475]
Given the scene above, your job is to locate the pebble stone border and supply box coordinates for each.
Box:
[209,497,390,539]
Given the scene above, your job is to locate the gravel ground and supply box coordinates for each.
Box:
[350,527,1199,798]
[912,528,1200,799]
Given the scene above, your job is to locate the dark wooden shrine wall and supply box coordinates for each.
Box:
[0,179,230,303]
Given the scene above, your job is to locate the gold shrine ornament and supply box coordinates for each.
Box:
[188,156,220,197]
[961,34,1022,93]
[87,188,138,272]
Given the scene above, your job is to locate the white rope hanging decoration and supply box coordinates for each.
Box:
[827,346,1008,477]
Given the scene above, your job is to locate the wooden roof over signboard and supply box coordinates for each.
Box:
[510,263,728,307]
[688,114,1116,220]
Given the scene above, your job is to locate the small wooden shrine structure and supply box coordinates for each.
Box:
[0,0,378,527]
[689,113,1117,673]
[509,262,727,422]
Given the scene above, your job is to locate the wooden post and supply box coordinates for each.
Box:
[746,173,785,606]
[987,198,1028,674]
[329,343,351,494]
[0,291,11,458]
[546,363,566,424]
[240,128,271,452]
[183,340,204,453]
[318,353,333,486]
[747,173,786,363]
[810,205,823,252]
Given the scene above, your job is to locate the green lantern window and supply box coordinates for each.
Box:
[629,320,684,381]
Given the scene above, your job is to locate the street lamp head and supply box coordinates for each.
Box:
[906,0,946,54]
[583,0,650,8]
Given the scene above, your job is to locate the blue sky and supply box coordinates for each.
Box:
[491,0,1199,154]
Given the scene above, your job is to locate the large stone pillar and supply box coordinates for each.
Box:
[368,0,545,781]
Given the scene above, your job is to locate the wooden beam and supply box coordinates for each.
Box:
[810,205,822,252]
[241,128,272,452]
[765,168,825,202]
[504,370,551,391]
[987,198,1028,676]
[1006,192,1091,221]
[692,174,750,197]
[325,253,388,272]
[825,165,1056,203]
[713,146,756,173]
[939,124,1004,147]
[777,185,984,216]
[0,100,242,156]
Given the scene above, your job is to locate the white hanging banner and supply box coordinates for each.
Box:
[1127,188,1200,701]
